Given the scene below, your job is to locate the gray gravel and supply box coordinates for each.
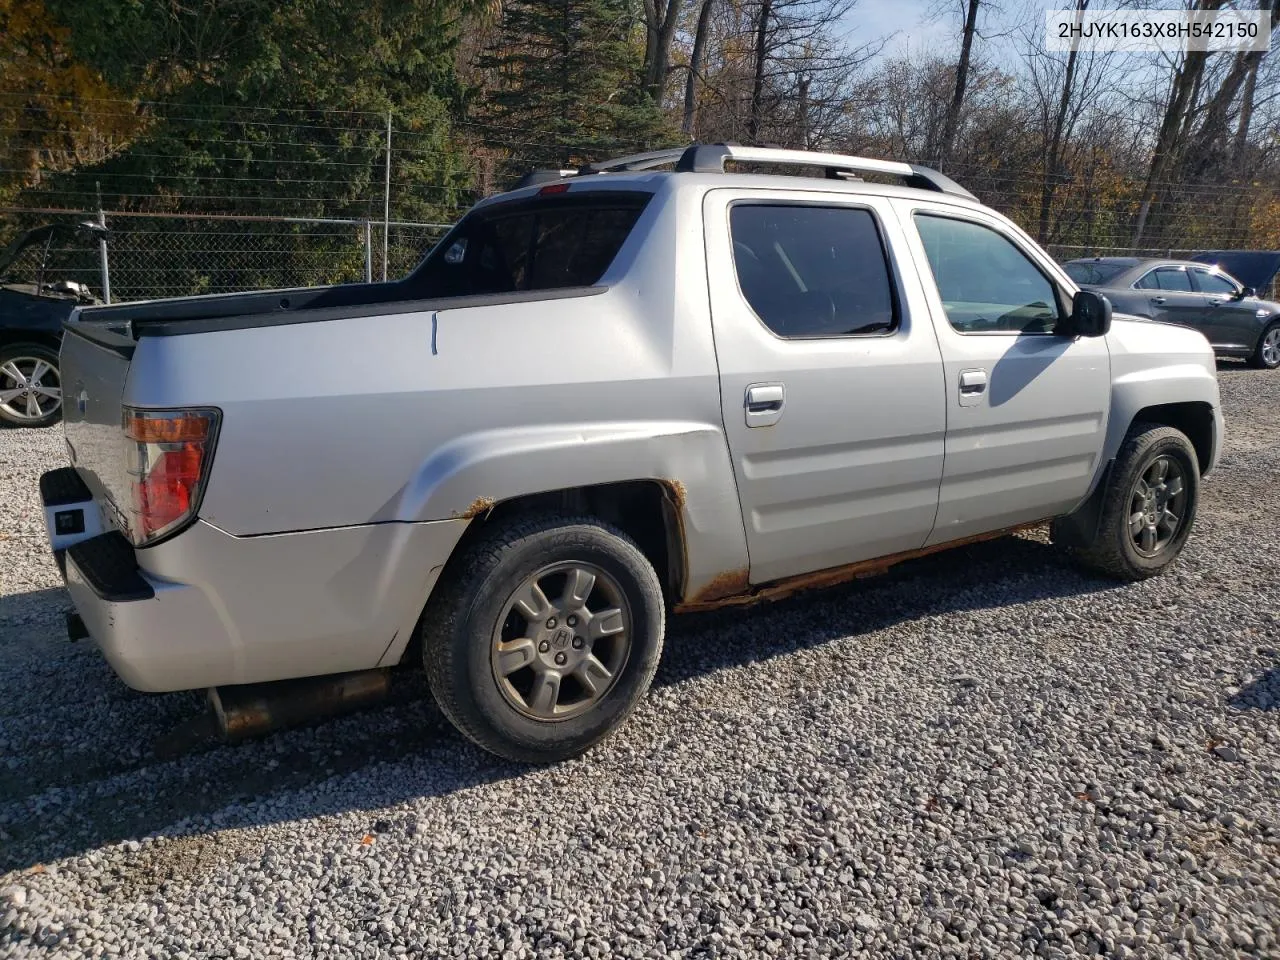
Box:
[2,362,1278,959]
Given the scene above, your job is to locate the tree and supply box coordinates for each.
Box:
[1020,0,1117,243]
[476,0,672,172]
[642,0,687,102]
[1130,0,1227,243]
[16,0,481,222]
[939,0,983,165]
[683,0,717,134]
[0,0,144,208]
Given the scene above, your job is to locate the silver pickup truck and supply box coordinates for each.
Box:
[41,145,1223,762]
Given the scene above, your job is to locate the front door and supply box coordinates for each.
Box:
[899,205,1111,543]
[1190,266,1258,352]
[704,190,948,585]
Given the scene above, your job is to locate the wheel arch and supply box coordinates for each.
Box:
[380,421,750,605]
[1103,365,1220,479]
[1126,401,1216,475]
[391,479,690,670]
[0,330,62,353]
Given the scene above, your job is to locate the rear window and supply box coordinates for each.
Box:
[411,194,650,298]
[1064,261,1128,286]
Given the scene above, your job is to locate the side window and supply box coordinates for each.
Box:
[728,204,898,338]
[1134,271,1159,290]
[1153,267,1192,292]
[1192,268,1237,296]
[912,214,1062,334]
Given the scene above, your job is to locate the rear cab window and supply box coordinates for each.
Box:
[409,191,652,298]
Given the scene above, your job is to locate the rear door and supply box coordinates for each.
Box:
[704,189,947,585]
[897,203,1110,543]
[1133,265,1209,331]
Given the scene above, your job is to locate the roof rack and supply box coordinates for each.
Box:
[514,149,689,188]
[673,144,977,199]
[580,148,688,173]
[513,143,976,200]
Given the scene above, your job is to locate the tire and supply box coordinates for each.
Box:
[1248,320,1280,369]
[422,513,665,763]
[0,342,63,428]
[1060,422,1199,581]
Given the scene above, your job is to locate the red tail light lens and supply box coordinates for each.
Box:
[123,407,220,545]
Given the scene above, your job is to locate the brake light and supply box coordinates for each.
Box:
[123,407,220,545]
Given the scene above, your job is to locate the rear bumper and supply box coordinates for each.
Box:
[42,469,469,692]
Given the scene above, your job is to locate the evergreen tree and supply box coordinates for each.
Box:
[476,0,674,173]
[19,0,481,223]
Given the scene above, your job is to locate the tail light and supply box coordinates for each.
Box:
[123,407,220,546]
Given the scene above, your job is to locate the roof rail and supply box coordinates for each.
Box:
[513,143,977,200]
[579,148,687,173]
[674,144,977,200]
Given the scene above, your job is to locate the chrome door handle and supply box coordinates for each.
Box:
[958,368,987,407]
[1149,296,1167,305]
[744,382,785,427]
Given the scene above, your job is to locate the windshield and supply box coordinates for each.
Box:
[1064,261,1129,286]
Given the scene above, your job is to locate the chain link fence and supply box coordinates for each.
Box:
[1,209,452,304]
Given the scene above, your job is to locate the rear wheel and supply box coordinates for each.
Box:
[1249,321,1280,369]
[422,514,665,762]
[0,342,62,427]
[1057,422,1199,581]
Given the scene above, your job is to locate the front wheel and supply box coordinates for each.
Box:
[0,342,62,427]
[1249,321,1280,369]
[1057,422,1200,581]
[422,514,665,762]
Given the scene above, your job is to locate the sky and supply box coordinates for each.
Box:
[853,0,957,57]
[845,0,1083,69]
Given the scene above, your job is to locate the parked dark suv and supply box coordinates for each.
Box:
[0,221,108,426]
[1063,257,1280,369]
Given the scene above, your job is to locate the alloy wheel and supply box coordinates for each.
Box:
[1262,326,1280,368]
[1128,455,1186,557]
[0,356,61,423]
[490,561,633,721]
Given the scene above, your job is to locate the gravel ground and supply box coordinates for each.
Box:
[1,363,1277,959]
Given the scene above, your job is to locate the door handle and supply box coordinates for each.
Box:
[1149,296,1167,305]
[958,368,987,407]
[744,382,785,427]
[1208,298,1226,306]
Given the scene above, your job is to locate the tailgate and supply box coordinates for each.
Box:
[60,319,136,533]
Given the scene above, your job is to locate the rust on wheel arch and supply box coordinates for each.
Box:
[657,479,691,602]
[675,522,1047,613]
[454,496,496,520]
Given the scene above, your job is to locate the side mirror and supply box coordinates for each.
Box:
[1066,289,1112,337]
[1236,286,1256,300]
